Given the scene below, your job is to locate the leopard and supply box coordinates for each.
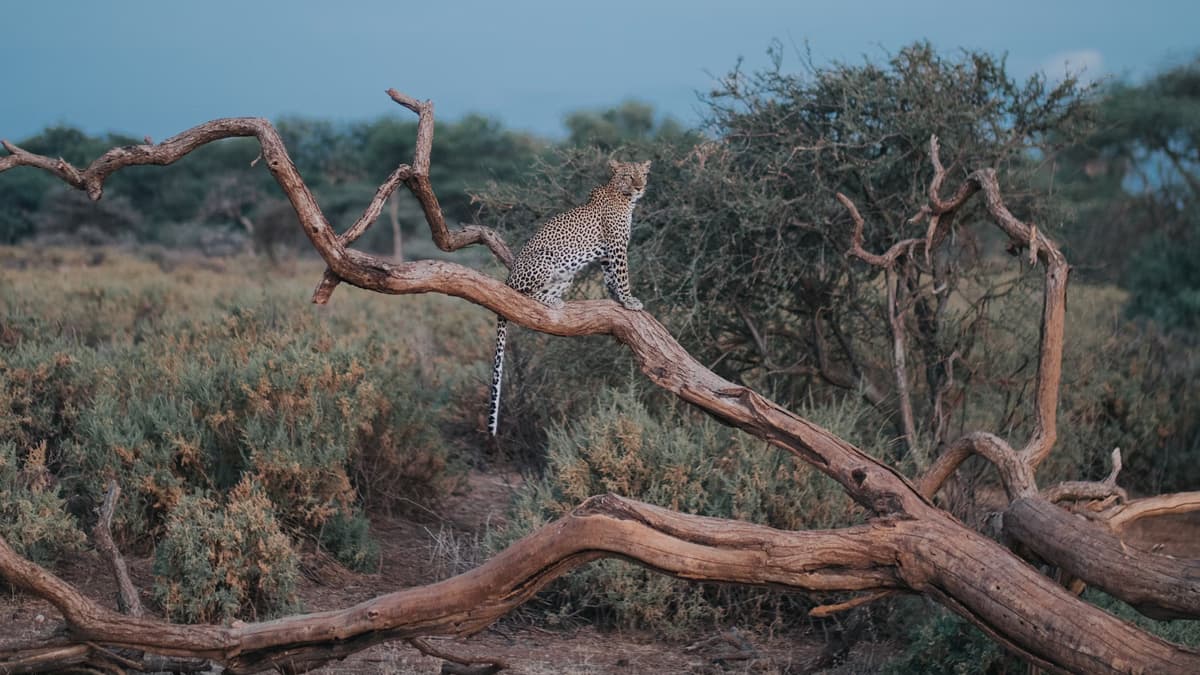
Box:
[488,159,651,436]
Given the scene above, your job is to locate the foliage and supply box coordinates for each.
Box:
[152,477,300,623]
[1,113,542,250]
[492,385,886,635]
[886,599,1018,674]
[1083,589,1200,648]
[1124,213,1200,333]
[0,250,484,614]
[563,100,691,150]
[0,441,86,566]
[1056,287,1200,492]
[1055,56,1200,298]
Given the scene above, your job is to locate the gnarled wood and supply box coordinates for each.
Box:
[1004,497,1200,620]
[311,89,513,305]
[0,495,905,673]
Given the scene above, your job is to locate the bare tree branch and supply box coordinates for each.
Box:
[1004,497,1200,620]
[1103,492,1200,531]
[840,192,923,268]
[918,431,1037,500]
[91,481,144,618]
[0,495,906,673]
[885,269,918,453]
[312,89,513,304]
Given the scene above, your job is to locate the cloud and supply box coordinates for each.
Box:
[1039,49,1105,84]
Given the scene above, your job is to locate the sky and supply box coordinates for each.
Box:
[2,0,1198,143]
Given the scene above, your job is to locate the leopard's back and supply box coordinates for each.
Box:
[505,203,608,297]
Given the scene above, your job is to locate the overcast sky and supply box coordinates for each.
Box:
[2,0,1197,143]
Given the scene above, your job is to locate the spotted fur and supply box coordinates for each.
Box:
[488,159,650,436]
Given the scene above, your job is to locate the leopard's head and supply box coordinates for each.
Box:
[607,159,652,202]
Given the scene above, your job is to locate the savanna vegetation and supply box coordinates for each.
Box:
[2,43,1199,673]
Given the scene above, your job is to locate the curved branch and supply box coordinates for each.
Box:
[839,191,922,268]
[913,135,1068,495]
[918,431,1037,500]
[311,90,515,304]
[1104,492,1200,531]
[1,494,903,673]
[1043,449,1128,505]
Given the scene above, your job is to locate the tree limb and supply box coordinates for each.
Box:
[1004,497,1200,620]
[0,495,905,673]
[91,481,144,618]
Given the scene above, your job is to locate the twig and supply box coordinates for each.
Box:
[1043,449,1128,505]
[809,590,896,618]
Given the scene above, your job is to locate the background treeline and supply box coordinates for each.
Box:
[3,42,1199,671]
[3,51,1196,326]
[0,100,686,261]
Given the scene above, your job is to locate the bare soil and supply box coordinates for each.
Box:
[1,470,887,674]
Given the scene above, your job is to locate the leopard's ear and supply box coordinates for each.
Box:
[640,160,652,172]
[607,159,621,174]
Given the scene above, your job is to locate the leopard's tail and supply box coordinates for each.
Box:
[487,317,508,436]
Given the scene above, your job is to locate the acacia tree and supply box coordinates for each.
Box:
[2,89,1199,674]
[479,44,1094,467]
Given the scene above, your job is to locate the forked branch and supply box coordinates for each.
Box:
[311,88,514,304]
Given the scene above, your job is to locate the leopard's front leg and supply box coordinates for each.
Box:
[602,248,642,311]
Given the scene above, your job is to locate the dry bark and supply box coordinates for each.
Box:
[91,481,144,618]
[1004,497,1200,620]
[2,92,1199,674]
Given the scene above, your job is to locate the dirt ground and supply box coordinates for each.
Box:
[1,470,890,674]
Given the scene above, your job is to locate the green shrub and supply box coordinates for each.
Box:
[1,251,476,602]
[1083,589,1200,648]
[0,350,94,470]
[0,441,86,565]
[317,511,380,572]
[493,385,883,635]
[153,477,300,623]
[886,599,1017,674]
[1054,284,1200,492]
[1125,219,1200,334]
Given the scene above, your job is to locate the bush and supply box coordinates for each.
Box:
[1083,589,1200,648]
[153,477,300,623]
[0,441,86,565]
[0,350,94,471]
[886,599,1017,674]
[1125,219,1200,334]
[492,385,885,635]
[1,251,478,600]
[1054,284,1200,493]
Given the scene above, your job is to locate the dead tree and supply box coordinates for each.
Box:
[1,89,1199,674]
